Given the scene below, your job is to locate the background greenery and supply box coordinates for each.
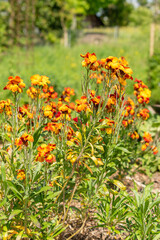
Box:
[0,0,160,103]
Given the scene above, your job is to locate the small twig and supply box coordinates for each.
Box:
[66,215,88,240]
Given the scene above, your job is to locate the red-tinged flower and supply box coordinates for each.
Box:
[40,85,58,101]
[4,76,25,93]
[73,117,78,123]
[75,96,90,113]
[143,132,153,143]
[35,143,56,163]
[18,106,33,120]
[59,104,71,114]
[141,143,149,151]
[15,132,34,148]
[80,52,97,67]
[122,120,128,127]
[44,122,63,134]
[137,108,150,120]
[17,169,25,180]
[134,79,151,105]
[45,154,56,163]
[151,146,158,155]
[27,86,41,99]
[129,131,139,140]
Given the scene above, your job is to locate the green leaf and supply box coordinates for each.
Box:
[94,145,104,152]
[33,125,44,147]
[69,206,82,215]
[1,161,6,182]
[16,230,24,240]
[46,191,61,200]
[0,198,7,207]
[115,146,131,154]
[0,213,7,220]
[112,180,126,191]
[153,233,160,240]
[35,186,51,195]
[4,133,12,143]
[7,181,23,200]
[9,209,23,220]
[32,162,43,183]
[30,215,41,228]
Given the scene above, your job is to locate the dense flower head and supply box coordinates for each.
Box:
[44,122,63,135]
[129,131,139,140]
[137,108,150,120]
[18,105,33,120]
[35,143,56,163]
[0,99,12,116]
[17,169,25,180]
[59,87,75,102]
[81,52,133,87]
[27,86,41,99]
[40,85,58,101]
[151,145,158,155]
[80,52,97,67]
[4,76,25,93]
[15,132,34,148]
[30,74,50,87]
[75,96,90,113]
[143,132,153,143]
[134,79,151,104]
[43,102,57,119]
[99,117,115,134]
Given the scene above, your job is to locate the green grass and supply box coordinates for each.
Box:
[0,26,157,103]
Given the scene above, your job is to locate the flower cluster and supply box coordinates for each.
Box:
[0,99,12,116]
[30,74,50,87]
[15,132,34,148]
[17,169,25,180]
[3,76,25,93]
[134,79,151,104]
[80,53,133,87]
[35,143,56,163]
[141,132,158,155]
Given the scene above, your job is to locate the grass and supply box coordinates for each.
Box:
[0,26,158,103]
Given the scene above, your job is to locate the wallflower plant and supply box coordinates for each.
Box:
[0,54,159,240]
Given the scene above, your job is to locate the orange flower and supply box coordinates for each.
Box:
[151,146,158,155]
[4,76,25,93]
[27,86,41,99]
[15,132,34,148]
[0,99,12,116]
[129,131,139,140]
[141,143,149,151]
[137,108,150,120]
[80,52,97,68]
[17,169,25,180]
[30,74,50,87]
[143,132,153,143]
[134,79,151,104]
[35,143,56,163]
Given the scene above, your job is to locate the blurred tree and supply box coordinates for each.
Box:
[56,0,88,47]
[102,0,133,27]
[137,0,148,6]
[0,0,10,50]
[129,6,152,26]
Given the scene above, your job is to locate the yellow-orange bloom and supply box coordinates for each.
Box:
[17,169,25,180]
[4,76,25,93]
[30,74,50,87]
[15,132,34,148]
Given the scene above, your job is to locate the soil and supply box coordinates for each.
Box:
[59,171,160,240]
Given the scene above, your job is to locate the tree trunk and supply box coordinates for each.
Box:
[150,22,155,57]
